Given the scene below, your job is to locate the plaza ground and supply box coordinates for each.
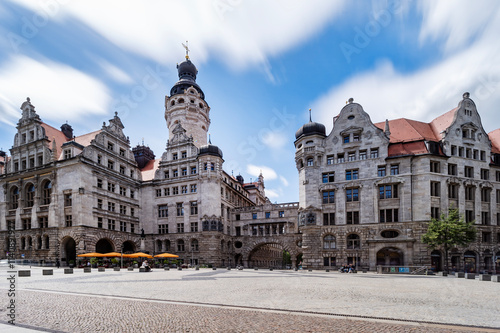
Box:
[1,267,499,332]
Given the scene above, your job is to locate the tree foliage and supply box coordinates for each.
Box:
[422,208,477,271]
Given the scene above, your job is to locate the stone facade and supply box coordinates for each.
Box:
[1,55,499,272]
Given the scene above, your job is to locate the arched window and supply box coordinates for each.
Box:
[27,236,32,249]
[156,240,163,252]
[10,187,19,209]
[178,98,184,104]
[44,235,50,249]
[21,237,26,250]
[347,234,360,249]
[221,240,224,251]
[191,239,199,251]
[177,239,185,252]
[37,235,42,250]
[164,240,170,251]
[307,158,314,166]
[42,181,52,205]
[170,100,175,106]
[323,235,336,249]
[26,184,35,207]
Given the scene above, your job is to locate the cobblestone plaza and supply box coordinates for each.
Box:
[1,267,499,332]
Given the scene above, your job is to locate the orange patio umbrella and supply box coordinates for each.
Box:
[101,252,123,257]
[125,252,153,259]
[154,253,179,258]
[77,252,103,257]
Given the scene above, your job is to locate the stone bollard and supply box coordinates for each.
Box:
[362,269,368,273]
[195,267,199,270]
[139,267,145,272]
[177,267,182,271]
[42,269,53,276]
[113,267,120,272]
[83,267,91,273]
[308,269,312,272]
[238,267,243,270]
[293,267,298,271]
[127,267,134,271]
[325,269,330,272]
[98,267,105,272]
[437,272,448,277]
[456,272,465,278]
[479,274,491,281]
[465,273,475,279]
[164,267,170,271]
[18,270,31,277]
[212,267,216,270]
[269,268,273,271]
[227,267,231,270]
[254,268,258,271]
[64,268,73,274]
[492,275,500,282]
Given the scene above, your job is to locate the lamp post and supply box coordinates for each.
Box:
[120,244,124,269]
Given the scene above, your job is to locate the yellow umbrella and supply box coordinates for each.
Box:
[125,252,153,259]
[154,253,179,258]
[77,252,102,257]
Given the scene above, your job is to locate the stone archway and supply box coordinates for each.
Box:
[376,247,403,266]
[463,250,477,273]
[248,243,288,268]
[122,240,136,254]
[431,250,442,272]
[60,236,76,265]
[95,238,114,253]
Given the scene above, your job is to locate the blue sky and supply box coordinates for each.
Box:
[0,0,499,203]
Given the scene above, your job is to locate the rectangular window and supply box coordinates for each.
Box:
[480,151,486,161]
[431,207,440,219]
[327,155,334,165]
[497,190,500,204]
[481,212,490,225]
[164,171,169,179]
[279,211,285,218]
[448,163,457,176]
[346,188,359,202]
[173,169,178,177]
[459,147,464,157]
[64,193,72,207]
[158,224,168,234]
[370,148,379,158]
[181,186,188,194]
[430,161,440,173]
[497,171,500,182]
[190,184,197,193]
[353,133,360,141]
[451,145,457,156]
[265,212,271,218]
[465,210,474,223]
[156,189,162,197]
[190,222,198,232]
[107,160,114,170]
[235,226,241,236]
[481,169,489,180]
[466,148,471,158]
[164,188,170,196]
[97,179,103,188]
[97,217,103,229]
[191,166,197,174]
[182,168,187,176]
[252,213,257,219]
[448,184,458,199]
[119,165,125,175]
[64,149,72,159]
[390,164,399,175]
[322,190,335,204]
[343,135,350,143]
[177,223,184,233]
[465,166,474,178]
[176,203,184,216]
[108,219,116,230]
[107,183,115,192]
[38,217,48,228]
[211,163,215,171]
[348,152,356,161]
[119,205,126,215]
[120,186,126,196]
[323,212,335,225]
[172,187,179,195]
[108,202,115,212]
[158,205,168,218]
[120,221,126,232]
[97,199,103,209]
[482,232,491,243]
[172,153,178,160]
[378,165,386,177]
[430,181,440,197]
[190,201,198,215]
[473,149,478,160]
[465,186,475,201]
[130,208,135,217]
[346,211,359,224]
[181,151,187,159]
[322,172,335,183]
[380,209,398,223]
[359,150,367,160]
[337,153,345,163]
[379,184,398,199]
[65,215,72,227]
[107,142,114,151]
[345,169,358,180]
[130,190,135,199]
[119,148,125,157]
[481,188,490,202]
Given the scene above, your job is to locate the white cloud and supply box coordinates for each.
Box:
[246,164,277,180]
[280,176,289,187]
[9,0,346,70]
[312,3,500,135]
[97,59,134,84]
[262,130,287,149]
[0,56,111,124]
[265,189,280,199]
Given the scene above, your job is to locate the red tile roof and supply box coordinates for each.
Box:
[387,141,429,157]
[488,128,500,154]
[74,130,101,147]
[429,107,458,139]
[374,118,438,143]
[41,123,70,160]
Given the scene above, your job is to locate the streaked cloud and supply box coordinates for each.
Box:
[247,164,277,180]
[280,176,289,187]
[262,130,287,149]
[97,59,134,84]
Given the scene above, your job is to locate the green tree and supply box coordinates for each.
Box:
[422,208,476,273]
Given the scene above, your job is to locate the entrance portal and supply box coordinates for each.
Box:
[122,240,136,253]
[61,237,76,265]
[431,250,442,272]
[248,243,287,268]
[463,250,477,273]
[95,239,114,253]
[376,247,403,266]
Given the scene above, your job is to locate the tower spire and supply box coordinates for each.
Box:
[309,108,312,122]
[182,41,190,60]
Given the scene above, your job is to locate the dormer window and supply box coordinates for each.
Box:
[181,151,187,159]
[64,149,72,159]
[107,142,114,151]
[119,148,125,157]
[172,153,178,160]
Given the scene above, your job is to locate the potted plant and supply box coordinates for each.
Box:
[90,257,98,268]
[133,260,138,268]
[111,258,119,267]
[69,260,75,268]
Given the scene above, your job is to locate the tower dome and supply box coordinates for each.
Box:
[198,143,223,159]
[169,59,205,99]
[295,120,326,139]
